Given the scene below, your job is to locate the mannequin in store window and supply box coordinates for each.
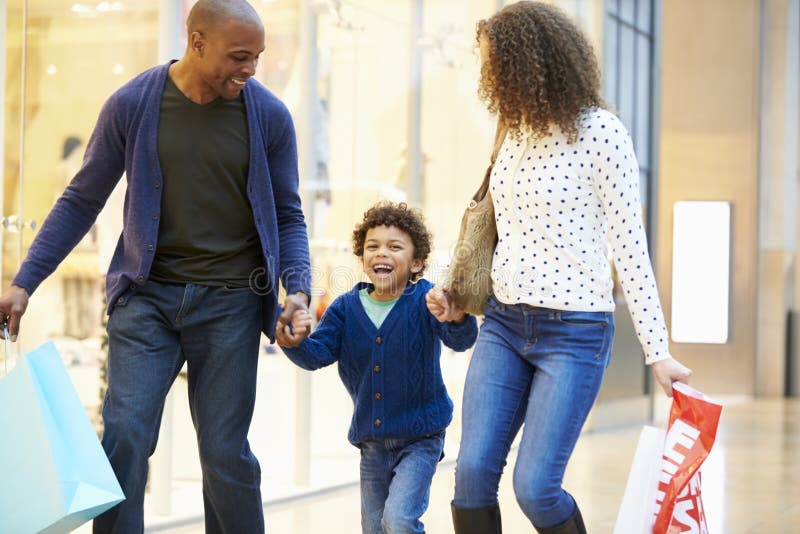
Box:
[0,1,311,533]
[431,3,693,533]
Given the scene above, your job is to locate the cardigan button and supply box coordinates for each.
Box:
[376,337,382,344]
[374,392,382,400]
[373,365,381,373]
[373,419,382,427]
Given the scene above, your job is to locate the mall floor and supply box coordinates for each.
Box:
[136,396,798,534]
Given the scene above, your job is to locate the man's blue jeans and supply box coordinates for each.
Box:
[360,431,445,534]
[93,281,264,534]
[453,297,613,529]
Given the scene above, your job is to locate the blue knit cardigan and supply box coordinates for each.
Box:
[13,62,311,338]
[283,279,478,445]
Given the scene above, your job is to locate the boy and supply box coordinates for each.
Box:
[277,201,478,534]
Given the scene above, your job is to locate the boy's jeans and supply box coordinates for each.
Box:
[94,280,264,534]
[453,296,614,529]
[360,431,445,534]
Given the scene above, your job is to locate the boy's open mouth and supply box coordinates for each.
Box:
[372,264,394,276]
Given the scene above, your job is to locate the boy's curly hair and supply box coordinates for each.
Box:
[477,1,605,143]
[352,201,432,281]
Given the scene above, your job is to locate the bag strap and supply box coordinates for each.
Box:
[473,118,510,203]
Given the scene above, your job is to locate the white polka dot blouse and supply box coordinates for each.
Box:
[490,108,670,364]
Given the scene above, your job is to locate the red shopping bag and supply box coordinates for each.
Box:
[652,382,722,534]
[667,472,707,533]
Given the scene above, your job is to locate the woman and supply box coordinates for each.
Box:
[446,3,692,533]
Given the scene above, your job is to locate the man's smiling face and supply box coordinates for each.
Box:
[194,18,265,100]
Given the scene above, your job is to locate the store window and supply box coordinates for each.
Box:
[2,0,160,367]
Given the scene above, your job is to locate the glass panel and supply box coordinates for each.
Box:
[637,0,653,33]
[635,33,651,168]
[420,1,498,260]
[618,24,635,131]
[19,1,159,353]
[253,0,300,99]
[620,0,636,24]
[3,2,25,294]
[603,12,619,104]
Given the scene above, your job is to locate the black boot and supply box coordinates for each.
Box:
[534,505,586,534]
[451,503,502,534]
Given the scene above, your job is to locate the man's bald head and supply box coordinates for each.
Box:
[187,0,263,37]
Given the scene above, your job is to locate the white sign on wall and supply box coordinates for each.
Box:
[671,201,731,344]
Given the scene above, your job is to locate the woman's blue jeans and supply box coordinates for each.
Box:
[453,297,613,529]
[360,431,445,534]
[93,281,264,534]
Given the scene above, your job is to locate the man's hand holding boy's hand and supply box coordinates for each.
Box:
[275,309,312,348]
[425,286,466,324]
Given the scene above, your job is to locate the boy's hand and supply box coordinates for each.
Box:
[275,309,313,348]
[425,286,466,324]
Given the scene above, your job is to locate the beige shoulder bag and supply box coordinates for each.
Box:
[445,119,509,315]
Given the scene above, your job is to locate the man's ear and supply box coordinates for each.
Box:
[190,32,205,55]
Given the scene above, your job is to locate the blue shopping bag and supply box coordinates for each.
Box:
[0,341,124,533]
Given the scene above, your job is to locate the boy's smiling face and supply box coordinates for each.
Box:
[362,225,423,301]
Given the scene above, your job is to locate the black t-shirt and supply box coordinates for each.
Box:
[149,76,263,287]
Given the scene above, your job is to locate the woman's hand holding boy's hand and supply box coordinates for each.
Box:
[425,286,466,324]
[275,309,313,348]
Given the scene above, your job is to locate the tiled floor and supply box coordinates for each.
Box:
[144,397,799,533]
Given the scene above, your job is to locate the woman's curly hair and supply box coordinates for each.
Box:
[352,201,432,281]
[477,1,605,143]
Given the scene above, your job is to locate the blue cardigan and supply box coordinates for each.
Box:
[12,62,311,338]
[283,279,478,445]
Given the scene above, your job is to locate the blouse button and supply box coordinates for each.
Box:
[373,365,381,373]
[374,392,382,400]
[376,337,382,344]
[373,419,382,427]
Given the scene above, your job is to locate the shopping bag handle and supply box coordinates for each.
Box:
[2,327,20,376]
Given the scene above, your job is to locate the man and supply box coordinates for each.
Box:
[0,1,311,532]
